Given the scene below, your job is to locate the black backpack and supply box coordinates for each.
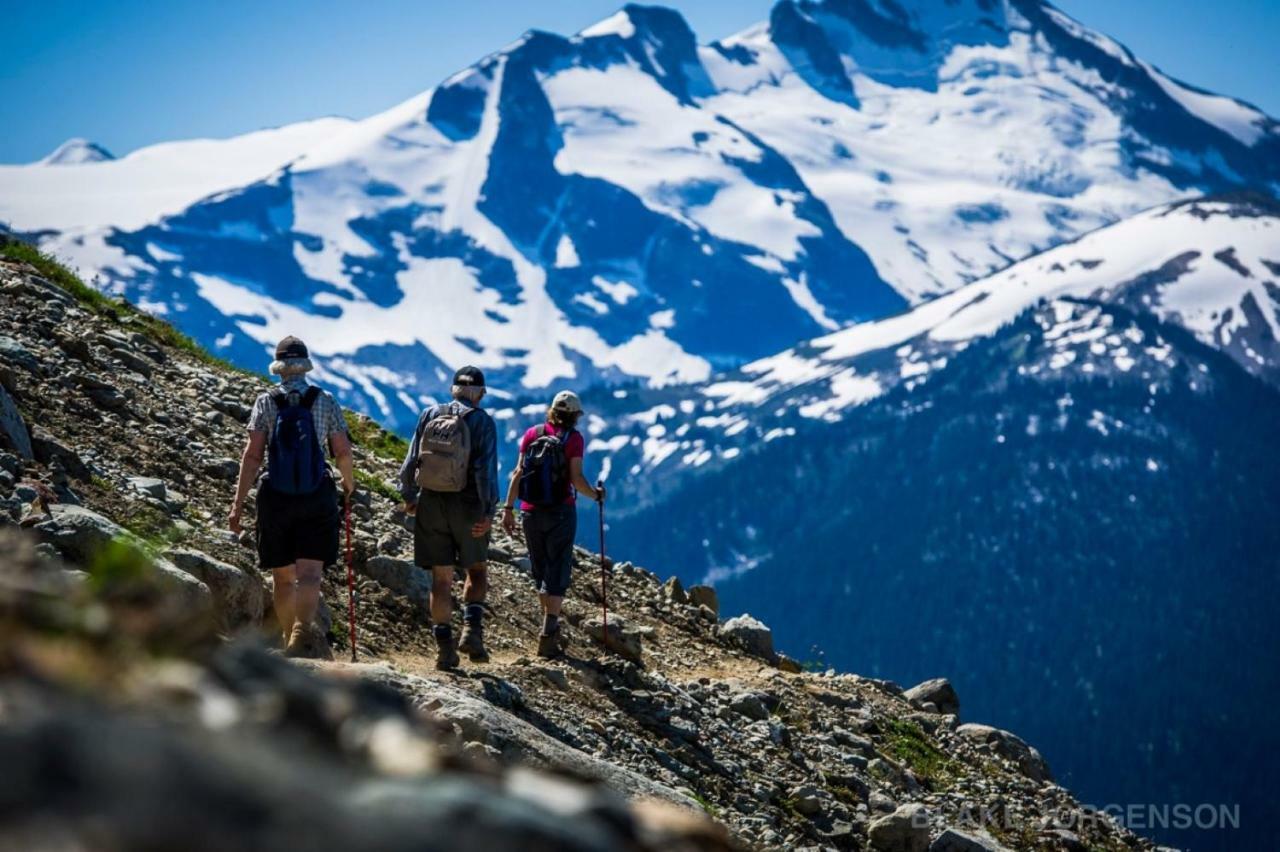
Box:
[267,387,326,495]
[518,425,574,508]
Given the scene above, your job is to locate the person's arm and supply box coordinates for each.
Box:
[569,457,603,503]
[330,431,355,497]
[500,452,522,535]
[229,431,267,533]
[472,412,499,518]
[398,409,428,513]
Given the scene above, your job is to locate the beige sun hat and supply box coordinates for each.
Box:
[551,390,583,413]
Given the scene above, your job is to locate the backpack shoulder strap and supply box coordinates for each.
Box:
[300,386,321,409]
[269,388,289,405]
[535,424,547,439]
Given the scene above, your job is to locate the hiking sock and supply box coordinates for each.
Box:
[464,603,484,628]
[433,624,453,644]
[542,614,560,635]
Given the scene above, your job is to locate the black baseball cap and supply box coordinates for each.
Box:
[275,336,309,360]
[453,365,485,388]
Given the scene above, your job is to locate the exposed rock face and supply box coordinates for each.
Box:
[0,255,1158,852]
[166,547,266,629]
[905,678,960,717]
[955,724,1052,783]
[869,803,931,852]
[720,613,775,659]
[929,827,1014,852]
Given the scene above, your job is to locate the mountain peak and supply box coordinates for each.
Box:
[39,137,115,166]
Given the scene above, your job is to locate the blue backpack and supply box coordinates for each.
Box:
[267,386,326,495]
[518,425,574,507]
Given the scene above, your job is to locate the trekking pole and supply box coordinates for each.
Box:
[597,479,607,655]
[345,493,357,663]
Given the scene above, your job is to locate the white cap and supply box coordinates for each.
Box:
[551,390,583,413]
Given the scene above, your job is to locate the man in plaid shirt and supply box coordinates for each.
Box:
[229,336,354,659]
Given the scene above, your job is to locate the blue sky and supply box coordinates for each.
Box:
[1,0,1276,164]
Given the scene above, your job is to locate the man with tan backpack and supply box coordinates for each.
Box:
[398,367,498,669]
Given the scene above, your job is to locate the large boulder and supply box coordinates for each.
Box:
[955,724,1052,783]
[868,803,931,852]
[929,828,1014,852]
[904,678,960,716]
[34,505,211,612]
[686,584,718,615]
[583,616,643,663]
[165,548,266,630]
[362,556,431,608]
[721,613,775,660]
[0,384,32,459]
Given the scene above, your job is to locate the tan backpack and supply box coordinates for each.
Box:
[415,402,472,493]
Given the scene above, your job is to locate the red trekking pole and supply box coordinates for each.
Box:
[345,494,357,662]
[597,479,607,654]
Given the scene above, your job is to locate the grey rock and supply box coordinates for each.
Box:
[728,691,770,721]
[85,383,128,411]
[955,723,1052,783]
[904,678,960,716]
[362,556,431,607]
[789,784,825,817]
[34,504,131,562]
[201,457,239,480]
[721,613,775,660]
[686,584,718,615]
[583,616,643,663]
[929,828,1013,852]
[0,385,33,459]
[662,576,688,605]
[128,476,167,500]
[0,451,20,475]
[111,348,154,378]
[29,426,88,480]
[868,803,931,852]
[165,548,266,629]
[0,336,39,372]
[356,663,694,808]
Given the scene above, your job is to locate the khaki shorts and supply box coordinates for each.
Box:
[414,490,489,567]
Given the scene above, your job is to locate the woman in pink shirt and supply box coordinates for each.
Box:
[500,390,604,658]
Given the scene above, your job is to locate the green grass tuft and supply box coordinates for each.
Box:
[355,468,400,504]
[345,410,409,461]
[882,718,959,787]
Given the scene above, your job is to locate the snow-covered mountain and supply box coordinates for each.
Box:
[1,0,1278,432]
[573,193,1280,501]
[39,138,116,166]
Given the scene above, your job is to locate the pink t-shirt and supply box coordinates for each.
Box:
[518,423,584,510]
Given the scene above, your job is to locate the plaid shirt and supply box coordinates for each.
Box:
[247,376,348,457]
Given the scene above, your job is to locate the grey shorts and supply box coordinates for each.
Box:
[523,504,577,597]
[414,490,489,568]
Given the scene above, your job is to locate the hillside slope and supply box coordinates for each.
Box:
[0,247,1159,850]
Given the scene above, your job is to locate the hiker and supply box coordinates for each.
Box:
[399,366,499,670]
[500,390,604,658]
[228,336,355,659]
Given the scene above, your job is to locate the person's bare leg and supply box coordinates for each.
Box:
[271,565,297,645]
[294,559,324,626]
[462,564,487,604]
[430,565,454,625]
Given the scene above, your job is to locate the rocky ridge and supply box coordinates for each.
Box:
[0,246,1158,851]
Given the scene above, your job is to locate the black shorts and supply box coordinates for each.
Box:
[256,477,340,570]
[523,504,577,597]
[414,490,490,568]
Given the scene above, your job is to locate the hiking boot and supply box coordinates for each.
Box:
[459,622,490,663]
[435,632,461,671]
[285,622,333,661]
[536,630,564,659]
